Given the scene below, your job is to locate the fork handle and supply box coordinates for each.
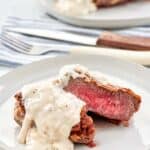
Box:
[96,32,150,51]
[69,45,150,65]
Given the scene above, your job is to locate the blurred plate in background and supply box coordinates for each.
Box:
[40,0,150,28]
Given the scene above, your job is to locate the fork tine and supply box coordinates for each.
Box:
[1,36,29,54]
[2,37,30,52]
[1,32,32,52]
[1,34,31,53]
[2,33,31,51]
[1,37,29,54]
[1,35,30,52]
[3,32,31,50]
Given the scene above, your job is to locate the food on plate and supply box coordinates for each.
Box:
[62,65,141,125]
[14,92,95,146]
[14,64,141,149]
[14,80,95,149]
[55,0,97,16]
[54,0,133,16]
[94,0,131,7]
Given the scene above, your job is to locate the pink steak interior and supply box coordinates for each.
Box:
[64,78,140,121]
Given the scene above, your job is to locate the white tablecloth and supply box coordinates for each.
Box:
[0,67,11,76]
[0,0,48,75]
[0,0,46,29]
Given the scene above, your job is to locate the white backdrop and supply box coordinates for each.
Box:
[0,0,46,29]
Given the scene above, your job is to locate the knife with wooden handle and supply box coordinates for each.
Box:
[97,31,150,50]
[6,27,150,51]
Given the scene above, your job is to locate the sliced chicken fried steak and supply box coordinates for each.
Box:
[13,64,141,148]
[64,77,141,125]
[60,64,141,126]
[14,92,95,146]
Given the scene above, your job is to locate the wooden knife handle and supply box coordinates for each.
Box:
[96,32,150,51]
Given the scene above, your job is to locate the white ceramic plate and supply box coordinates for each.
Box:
[0,54,149,150]
[41,0,150,28]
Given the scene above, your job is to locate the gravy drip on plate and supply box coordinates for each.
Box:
[18,81,85,150]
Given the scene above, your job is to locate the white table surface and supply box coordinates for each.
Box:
[0,0,48,76]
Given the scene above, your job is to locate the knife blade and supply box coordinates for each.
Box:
[6,27,150,51]
[6,27,97,46]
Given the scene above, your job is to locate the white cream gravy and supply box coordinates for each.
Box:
[18,80,85,150]
[54,0,97,16]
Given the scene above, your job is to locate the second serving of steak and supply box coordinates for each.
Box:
[93,0,132,7]
[64,77,141,124]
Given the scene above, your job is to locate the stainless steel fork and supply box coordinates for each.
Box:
[1,32,69,55]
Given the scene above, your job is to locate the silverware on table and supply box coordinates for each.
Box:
[1,32,69,55]
[3,31,150,66]
[1,31,103,56]
[5,27,150,51]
